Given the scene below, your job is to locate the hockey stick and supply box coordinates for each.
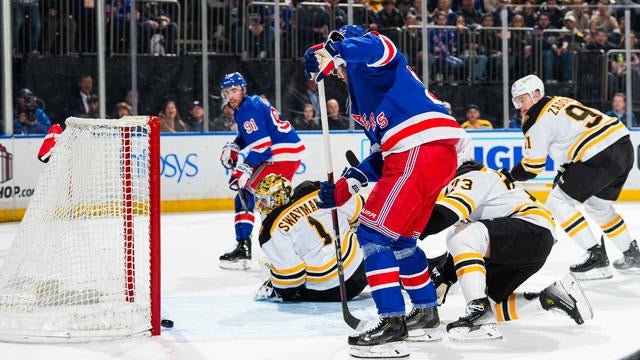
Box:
[345,150,360,167]
[237,188,251,214]
[318,81,368,332]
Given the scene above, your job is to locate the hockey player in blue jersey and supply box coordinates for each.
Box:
[304,25,469,358]
[218,72,306,270]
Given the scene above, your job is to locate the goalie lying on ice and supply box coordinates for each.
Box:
[253,174,367,302]
[421,159,594,342]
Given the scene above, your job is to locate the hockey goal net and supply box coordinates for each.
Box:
[0,116,161,342]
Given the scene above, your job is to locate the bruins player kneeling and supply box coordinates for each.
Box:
[421,159,593,342]
[253,174,367,302]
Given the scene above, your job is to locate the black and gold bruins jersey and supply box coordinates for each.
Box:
[438,164,555,233]
[258,181,365,292]
[518,96,628,176]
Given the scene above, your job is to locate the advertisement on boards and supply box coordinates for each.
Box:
[0,130,638,217]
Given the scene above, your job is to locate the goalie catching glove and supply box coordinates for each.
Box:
[317,167,367,209]
[229,162,254,191]
[220,142,240,170]
[304,39,345,83]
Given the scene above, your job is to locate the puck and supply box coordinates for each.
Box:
[161,319,174,328]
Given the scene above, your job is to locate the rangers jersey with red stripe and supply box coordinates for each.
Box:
[333,32,467,156]
[233,95,305,167]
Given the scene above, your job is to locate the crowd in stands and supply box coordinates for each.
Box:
[203,0,640,82]
[9,0,640,133]
[12,0,180,56]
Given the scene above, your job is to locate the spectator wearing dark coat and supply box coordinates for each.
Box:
[62,74,94,124]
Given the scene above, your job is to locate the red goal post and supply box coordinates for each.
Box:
[0,116,161,342]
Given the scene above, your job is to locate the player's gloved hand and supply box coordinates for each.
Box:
[304,47,320,80]
[229,162,254,191]
[553,163,570,188]
[254,279,283,302]
[220,142,240,170]
[427,252,457,306]
[304,39,344,83]
[317,167,368,208]
[499,168,516,185]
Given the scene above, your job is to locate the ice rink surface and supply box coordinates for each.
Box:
[0,203,639,360]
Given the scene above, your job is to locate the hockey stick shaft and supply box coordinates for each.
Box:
[318,81,367,332]
[237,189,250,214]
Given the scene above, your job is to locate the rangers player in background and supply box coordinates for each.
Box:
[507,74,640,280]
[218,72,306,270]
[421,155,593,341]
[305,25,468,358]
[253,174,368,302]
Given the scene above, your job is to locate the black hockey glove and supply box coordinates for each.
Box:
[499,168,517,185]
[427,252,457,305]
[553,163,570,188]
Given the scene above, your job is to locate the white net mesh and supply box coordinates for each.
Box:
[0,117,157,342]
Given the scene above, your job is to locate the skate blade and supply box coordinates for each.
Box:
[407,327,442,342]
[613,266,640,274]
[571,266,613,281]
[560,273,594,322]
[448,323,502,342]
[219,259,251,270]
[349,342,410,359]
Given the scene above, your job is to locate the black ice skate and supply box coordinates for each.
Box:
[219,239,251,270]
[446,297,502,342]
[405,306,441,342]
[570,237,612,281]
[613,240,640,274]
[539,273,593,325]
[348,315,409,359]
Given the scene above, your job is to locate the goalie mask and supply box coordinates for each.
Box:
[511,74,544,109]
[254,174,293,214]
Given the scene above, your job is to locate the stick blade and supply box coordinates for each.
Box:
[346,150,360,167]
[344,309,368,332]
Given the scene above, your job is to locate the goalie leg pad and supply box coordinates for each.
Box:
[349,342,410,359]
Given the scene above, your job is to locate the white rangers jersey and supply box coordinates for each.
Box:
[258,181,365,293]
[517,96,628,176]
[437,162,556,233]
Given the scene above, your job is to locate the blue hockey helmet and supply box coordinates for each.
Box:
[220,72,247,91]
[329,25,366,42]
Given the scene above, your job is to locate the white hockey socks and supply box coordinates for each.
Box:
[546,187,599,250]
[446,222,489,303]
[493,293,543,322]
[583,196,634,253]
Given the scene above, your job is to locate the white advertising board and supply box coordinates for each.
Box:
[0,129,638,220]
